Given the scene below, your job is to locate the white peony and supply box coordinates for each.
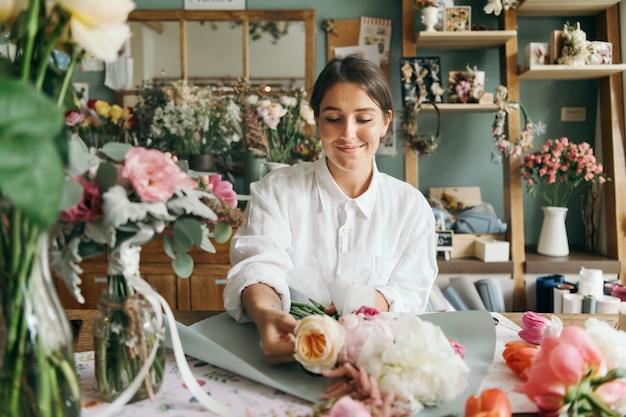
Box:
[357,315,470,412]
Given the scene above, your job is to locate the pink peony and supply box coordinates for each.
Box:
[338,311,394,365]
[205,174,237,208]
[61,176,103,222]
[121,147,196,202]
[327,396,372,417]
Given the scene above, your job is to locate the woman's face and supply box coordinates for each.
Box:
[316,81,391,181]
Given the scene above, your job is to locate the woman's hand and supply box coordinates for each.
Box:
[241,283,298,364]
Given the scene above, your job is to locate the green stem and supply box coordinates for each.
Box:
[34,11,70,91]
[20,0,40,81]
[56,48,82,108]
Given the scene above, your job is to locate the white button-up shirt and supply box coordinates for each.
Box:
[224,156,438,322]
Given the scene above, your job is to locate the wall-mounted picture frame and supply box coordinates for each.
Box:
[400,56,443,103]
[434,0,455,31]
[444,6,471,32]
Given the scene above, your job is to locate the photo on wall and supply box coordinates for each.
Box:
[400,56,443,103]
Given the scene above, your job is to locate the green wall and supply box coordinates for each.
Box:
[77,0,603,248]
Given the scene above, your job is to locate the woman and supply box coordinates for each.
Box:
[224,55,437,364]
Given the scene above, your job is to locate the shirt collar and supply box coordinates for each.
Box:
[314,155,379,218]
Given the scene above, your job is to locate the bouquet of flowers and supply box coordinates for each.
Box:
[237,81,317,164]
[503,312,626,417]
[65,98,135,149]
[293,307,470,416]
[521,137,607,207]
[484,0,519,15]
[1,0,134,414]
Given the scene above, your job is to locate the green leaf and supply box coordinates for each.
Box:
[199,224,216,253]
[59,178,83,211]
[0,78,65,228]
[172,252,194,278]
[95,162,118,192]
[101,142,132,161]
[162,233,175,259]
[213,221,232,244]
[173,217,203,252]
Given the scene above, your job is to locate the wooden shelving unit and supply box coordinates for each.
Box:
[519,64,626,80]
[415,30,517,49]
[517,0,621,17]
[420,103,499,113]
[402,1,626,310]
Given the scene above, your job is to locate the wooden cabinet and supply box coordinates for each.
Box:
[402,1,625,310]
[54,233,234,312]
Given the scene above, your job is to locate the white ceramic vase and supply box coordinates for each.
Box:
[421,6,439,32]
[537,206,569,257]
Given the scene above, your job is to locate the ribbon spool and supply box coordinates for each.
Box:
[402,99,442,156]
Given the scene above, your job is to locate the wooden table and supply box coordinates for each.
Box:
[65,309,619,353]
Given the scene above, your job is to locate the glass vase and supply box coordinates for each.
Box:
[93,246,165,403]
[0,233,81,417]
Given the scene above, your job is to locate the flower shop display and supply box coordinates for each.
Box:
[521,137,607,256]
[490,85,541,163]
[65,99,135,149]
[483,0,519,16]
[503,313,626,417]
[293,307,470,416]
[50,140,238,404]
[0,0,134,416]
[133,80,238,163]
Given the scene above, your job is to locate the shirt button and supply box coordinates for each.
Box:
[342,226,350,234]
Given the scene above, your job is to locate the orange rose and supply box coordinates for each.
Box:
[502,341,539,381]
[294,315,344,374]
[465,388,512,417]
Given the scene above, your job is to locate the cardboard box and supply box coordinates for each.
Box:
[430,187,506,259]
[475,238,510,262]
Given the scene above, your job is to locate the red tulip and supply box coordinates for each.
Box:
[502,341,538,380]
[517,326,607,417]
[465,388,512,417]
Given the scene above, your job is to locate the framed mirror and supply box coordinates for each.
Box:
[125,9,316,92]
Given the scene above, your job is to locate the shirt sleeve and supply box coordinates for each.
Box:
[223,178,294,323]
[374,188,438,313]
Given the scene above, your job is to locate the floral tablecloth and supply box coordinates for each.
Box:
[76,350,313,417]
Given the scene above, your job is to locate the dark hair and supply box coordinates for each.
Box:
[309,55,393,118]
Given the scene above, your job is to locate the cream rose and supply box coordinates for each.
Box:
[294,315,344,374]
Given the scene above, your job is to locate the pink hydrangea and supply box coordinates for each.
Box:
[121,147,196,202]
[61,176,103,222]
[204,174,237,208]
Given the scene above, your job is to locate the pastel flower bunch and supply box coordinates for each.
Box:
[490,85,543,163]
[521,136,608,207]
[293,307,470,416]
[50,139,238,303]
[238,83,317,164]
[65,99,135,149]
[484,0,519,16]
[503,312,626,417]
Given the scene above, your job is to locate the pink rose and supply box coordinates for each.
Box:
[65,109,84,127]
[61,176,103,222]
[327,396,371,417]
[205,174,237,208]
[121,147,196,202]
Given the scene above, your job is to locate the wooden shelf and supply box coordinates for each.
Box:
[421,103,499,113]
[519,64,626,80]
[525,247,621,274]
[517,0,621,16]
[415,30,517,50]
[437,257,514,274]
